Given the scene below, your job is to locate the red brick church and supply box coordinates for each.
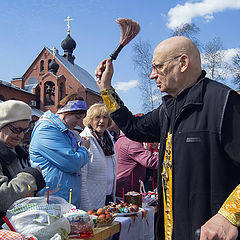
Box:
[0,18,101,114]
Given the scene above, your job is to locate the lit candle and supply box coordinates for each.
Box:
[69,189,72,204]
[46,186,49,204]
[122,187,125,203]
[152,178,155,191]
[27,184,31,197]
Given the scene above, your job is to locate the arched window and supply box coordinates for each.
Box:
[44,81,55,106]
[48,59,52,70]
[40,60,44,72]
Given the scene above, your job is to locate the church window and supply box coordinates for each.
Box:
[40,60,44,72]
[44,81,55,106]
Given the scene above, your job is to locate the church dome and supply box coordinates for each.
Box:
[49,59,59,75]
[61,34,76,51]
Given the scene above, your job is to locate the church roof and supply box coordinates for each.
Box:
[46,47,100,95]
[0,99,43,118]
[0,79,35,95]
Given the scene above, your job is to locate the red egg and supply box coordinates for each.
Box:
[98,214,106,219]
[132,205,139,212]
[105,214,112,219]
[88,210,94,215]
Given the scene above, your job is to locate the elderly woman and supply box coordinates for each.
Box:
[29,94,90,208]
[80,103,117,211]
[0,100,45,223]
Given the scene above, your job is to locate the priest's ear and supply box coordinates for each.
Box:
[179,54,189,73]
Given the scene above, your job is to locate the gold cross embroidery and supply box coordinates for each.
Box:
[162,136,172,188]
[161,133,172,213]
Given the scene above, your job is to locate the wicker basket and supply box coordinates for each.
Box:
[97,215,116,227]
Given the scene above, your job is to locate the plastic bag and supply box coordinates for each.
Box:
[6,195,75,218]
[64,209,94,239]
[3,196,74,240]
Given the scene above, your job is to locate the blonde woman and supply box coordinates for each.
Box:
[80,103,117,211]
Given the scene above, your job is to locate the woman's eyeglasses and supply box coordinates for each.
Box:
[7,124,30,134]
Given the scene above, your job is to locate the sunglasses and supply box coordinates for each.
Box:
[7,124,30,134]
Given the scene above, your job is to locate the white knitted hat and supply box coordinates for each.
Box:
[0,100,32,129]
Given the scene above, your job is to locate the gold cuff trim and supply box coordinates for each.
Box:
[100,89,120,113]
[218,185,240,227]
[100,88,123,114]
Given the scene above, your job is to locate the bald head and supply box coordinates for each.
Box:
[151,36,202,97]
[154,36,202,74]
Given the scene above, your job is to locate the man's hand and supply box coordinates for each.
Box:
[200,213,238,240]
[94,59,114,91]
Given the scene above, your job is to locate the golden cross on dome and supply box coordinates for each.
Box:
[64,16,73,34]
[51,47,56,59]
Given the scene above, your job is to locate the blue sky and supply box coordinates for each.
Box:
[0,0,240,113]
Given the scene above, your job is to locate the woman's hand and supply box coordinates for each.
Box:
[94,59,114,91]
[200,213,238,240]
[81,137,90,149]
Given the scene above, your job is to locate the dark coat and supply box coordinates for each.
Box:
[111,75,240,240]
[0,141,46,226]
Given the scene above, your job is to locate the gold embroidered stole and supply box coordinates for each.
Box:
[162,132,173,240]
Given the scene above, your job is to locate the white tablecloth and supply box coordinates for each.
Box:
[114,206,155,240]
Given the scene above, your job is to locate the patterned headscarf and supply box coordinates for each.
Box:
[57,100,87,114]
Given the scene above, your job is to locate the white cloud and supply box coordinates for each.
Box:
[201,48,240,79]
[201,48,240,65]
[223,48,240,62]
[167,0,240,29]
[204,15,214,22]
[113,80,139,92]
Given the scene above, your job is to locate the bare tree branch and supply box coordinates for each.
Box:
[202,37,225,81]
[232,50,240,89]
[170,23,200,48]
[132,39,161,112]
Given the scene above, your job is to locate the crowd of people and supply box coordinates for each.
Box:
[0,35,239,240]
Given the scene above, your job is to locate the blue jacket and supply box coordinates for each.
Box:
[29,110,89,208]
